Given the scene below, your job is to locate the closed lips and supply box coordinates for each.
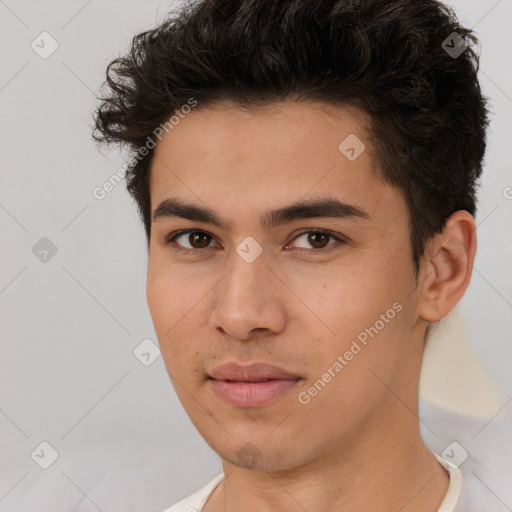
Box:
[212,376,301,382]
[208,362,301,382]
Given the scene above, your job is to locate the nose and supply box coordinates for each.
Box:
[209,250,287,341]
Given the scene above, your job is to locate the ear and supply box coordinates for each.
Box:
[417,210,477,322]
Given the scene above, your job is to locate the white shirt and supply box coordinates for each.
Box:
[162,452,466,512]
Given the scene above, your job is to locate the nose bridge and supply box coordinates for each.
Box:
[223,244,271,307]
[210,244,286,339]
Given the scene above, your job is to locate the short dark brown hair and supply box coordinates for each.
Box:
[92,0,490,276]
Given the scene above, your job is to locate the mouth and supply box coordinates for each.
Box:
[208,378,301,408]
[224,378,281,383]
[208,361,301,381]
[207,362,302,407]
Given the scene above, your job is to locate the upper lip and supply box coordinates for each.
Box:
[208,362,301,382]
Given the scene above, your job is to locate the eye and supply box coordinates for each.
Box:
[164,230,218,253]
[162,228,347,255]
[288,229,346,254]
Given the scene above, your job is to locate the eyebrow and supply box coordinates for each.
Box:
[152,196,370,232]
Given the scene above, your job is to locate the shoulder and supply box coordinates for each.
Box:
[160,473,225,512]
[455,458,512,512]
[432,448,512,512]
[420,402,512,512]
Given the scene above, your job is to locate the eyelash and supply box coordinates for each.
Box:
[162,229,347,256]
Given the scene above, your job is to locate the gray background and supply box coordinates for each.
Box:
[0,0,511,510]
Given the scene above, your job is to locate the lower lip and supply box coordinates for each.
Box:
[209,378,301,407]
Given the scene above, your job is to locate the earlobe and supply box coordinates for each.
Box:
[418,211,477,322]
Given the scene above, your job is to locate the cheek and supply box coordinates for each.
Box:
[147,264,187,359]
[298,302,411,437]
[146,254,196,329]
[146,268,170,334]
[301,268,395,334]
[302,264,411,378]
[146,259,212,378]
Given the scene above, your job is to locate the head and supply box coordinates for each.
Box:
[93,0,489,471]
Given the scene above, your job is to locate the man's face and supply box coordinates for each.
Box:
[147,101,426,470]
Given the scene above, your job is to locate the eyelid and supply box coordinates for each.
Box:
[162,229,221,251]
[290,228,349,246]
[163,228,348,254]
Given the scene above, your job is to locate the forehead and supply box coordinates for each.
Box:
[152,100,372,164]
[149,101,403,227]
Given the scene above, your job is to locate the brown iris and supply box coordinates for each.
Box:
[189,231,211,248]
[307,232,330,249]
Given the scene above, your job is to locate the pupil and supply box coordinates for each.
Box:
[187,232,329,250]
[309,232,328,248]
[191,232,210,248]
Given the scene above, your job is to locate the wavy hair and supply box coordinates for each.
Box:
[93,0,490,275]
